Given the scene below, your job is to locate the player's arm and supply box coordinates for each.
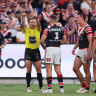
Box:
[40,35,47,49]
[21,9,27,32]
[40,28,48,49]
[85,28,93,60]
[72,39,79,55]
[33,9,41,30]
[93,39,96,60]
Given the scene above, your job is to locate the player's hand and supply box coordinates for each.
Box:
[85,53,90,61]
[72,48,76,55]
[93,54,96,63]
[33,9,38,18]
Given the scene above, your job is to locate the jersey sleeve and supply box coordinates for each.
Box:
[85,27,93,35]
[43,28,49,36]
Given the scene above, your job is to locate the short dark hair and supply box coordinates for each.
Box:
[78,13,86,20]
[50,15,57,21]
[28,17,36,23]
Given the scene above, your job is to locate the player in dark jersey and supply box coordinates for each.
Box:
[92,31,96,93]
[0,19,5,59]
[72,13,93,93]
[40,15,67,94]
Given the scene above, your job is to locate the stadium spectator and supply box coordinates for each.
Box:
[63,15,78,44]
[62,0,82,12]
[61,3,78,26]
[16,10,22,25]
[38,0,48,10]
[6,10,21,43]
[58,0,69,8]
[88,0,96,33]
[38,4,54,32]
[0,19,12,44]
[16,31,25,43]
[48,0,61,14]
[6,0,20,13]
[0,0,7,15]
[81,0,91,15]
[0,19,5,59]
[0,0,8,20]
[20,0,33,13]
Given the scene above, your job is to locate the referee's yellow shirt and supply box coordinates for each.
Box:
[24,27,41,49]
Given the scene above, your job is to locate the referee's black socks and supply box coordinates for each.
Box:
[37,73,43,89]
[26,73,31,88]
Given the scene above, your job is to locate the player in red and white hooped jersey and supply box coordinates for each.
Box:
[40,15,67,94]
[92,31,96,93]
[72,13,93,93]
[0,0,7,16]
[38,4,54,31]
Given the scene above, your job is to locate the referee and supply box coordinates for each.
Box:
[22,9,45,93]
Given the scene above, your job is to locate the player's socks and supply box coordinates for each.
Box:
[85,86,90,91]
[26,73,31,88]
[37,73,43,89]
[81,83,86,88]
[57,74,63,88]
[47,77,52,89]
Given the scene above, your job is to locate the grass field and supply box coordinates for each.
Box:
[0,84,96,96]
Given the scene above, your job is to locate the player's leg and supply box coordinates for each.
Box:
[73,57,86,92]
[54,65,64,94]
[25,49,32,92]
[46,63,53,93]
[33,60,43,90]
[43,47,53,93]
[54,48,64,93]
[33,49,44,92]
[93,63,96,93]
[83,63,91,92]
[25,60,32,92]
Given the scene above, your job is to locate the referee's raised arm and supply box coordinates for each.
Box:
[33,9,41,30]
[21,8,27,32]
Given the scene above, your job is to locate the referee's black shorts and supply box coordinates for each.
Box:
[25,48,41,62]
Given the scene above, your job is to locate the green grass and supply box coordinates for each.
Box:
[0,84,96,96]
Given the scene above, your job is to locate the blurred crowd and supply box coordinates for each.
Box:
[0,0,96,44]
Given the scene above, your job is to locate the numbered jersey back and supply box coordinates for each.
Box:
[46,24,64,47]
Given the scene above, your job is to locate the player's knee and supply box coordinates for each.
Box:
[84,68,90,74]
[36,68,41,73]
[73,67,78,72]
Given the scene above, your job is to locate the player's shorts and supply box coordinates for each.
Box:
[45,47,61,65]
[25,48,41,62]
[76,48,92,64]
